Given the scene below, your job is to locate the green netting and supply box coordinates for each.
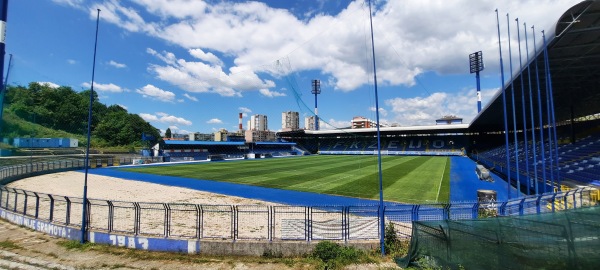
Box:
[398,205,600,269]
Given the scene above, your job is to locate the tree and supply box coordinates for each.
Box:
[93,105,160,146]
[165,128,172,139]
[4,82,161,146]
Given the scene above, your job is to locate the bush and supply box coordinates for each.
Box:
[312,241,341,263]
[311,241,373,269]
[383,221,409,257]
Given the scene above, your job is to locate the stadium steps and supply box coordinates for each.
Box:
[547,185,575,211]
[546,199,573,211]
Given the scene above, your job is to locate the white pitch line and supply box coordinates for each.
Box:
[435,157,448,202]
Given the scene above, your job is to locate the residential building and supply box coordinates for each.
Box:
[249,114,268,131]
[305,116,316,130]
[351,116,377,129]
[282,111,300,131]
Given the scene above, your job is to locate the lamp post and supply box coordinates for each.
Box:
[469,51,484,113]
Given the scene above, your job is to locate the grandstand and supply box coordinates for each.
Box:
[250,141,299,157]
[156,140,300,162]
[476,129,600,194]
[317,134,466,156]
[280,124,470,155]
[280,0,600,198]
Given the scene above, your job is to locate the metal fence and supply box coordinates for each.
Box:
[0,157,597,242]
[0,156,163,184]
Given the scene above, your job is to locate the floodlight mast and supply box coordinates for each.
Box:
[0,0,9,134]
[311,79,321,130]
[469,51,485,113]
[81,9,101,244]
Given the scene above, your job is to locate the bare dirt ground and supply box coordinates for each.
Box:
[0,172,401,270]
[0,218,330,270]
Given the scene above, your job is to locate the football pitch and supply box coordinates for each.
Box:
[122,155,451,204]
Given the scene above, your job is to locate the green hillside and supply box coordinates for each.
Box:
[1,110,87,141]
[0,82,161,148]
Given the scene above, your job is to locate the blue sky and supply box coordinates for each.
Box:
[4,0,579,135]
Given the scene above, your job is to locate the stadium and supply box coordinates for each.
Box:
[1,0,600,269]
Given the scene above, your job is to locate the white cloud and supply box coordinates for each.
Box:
[320,118,351,130]
[259,88,286,98]
[136,84,176,102]
[108,60,126,68]
[90,0,577,93]
[116,104,128,110]
[239,107,252,113]
[132,0,208,19]
[238,107,252,117]
[147,49,275,97]
[189,48,223,66]
[37,82,60,88]
[52,0,83,8]
[91,0,157,33]
[207,118,223,124]
[140,112,192,126]
[146,48,177,65]
[139,113,158,122]
[168,125,192,134]
[160,114,192,126]
[385,88,498,126]
[183,93,198,101]
[369,107,388,117]
[82,82,123,93]
[146,48,157,56]
[67,59,77,65]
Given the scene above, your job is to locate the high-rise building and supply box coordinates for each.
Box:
[249,114,268,131]
[304,116,316,130]
[282,111,300,131]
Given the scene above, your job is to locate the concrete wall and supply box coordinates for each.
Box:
[0,209,379,256]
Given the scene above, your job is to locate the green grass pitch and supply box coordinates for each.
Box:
[122,155,451,204]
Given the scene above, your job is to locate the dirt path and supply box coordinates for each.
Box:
[0,219,310,270]
[0,219,402,270]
